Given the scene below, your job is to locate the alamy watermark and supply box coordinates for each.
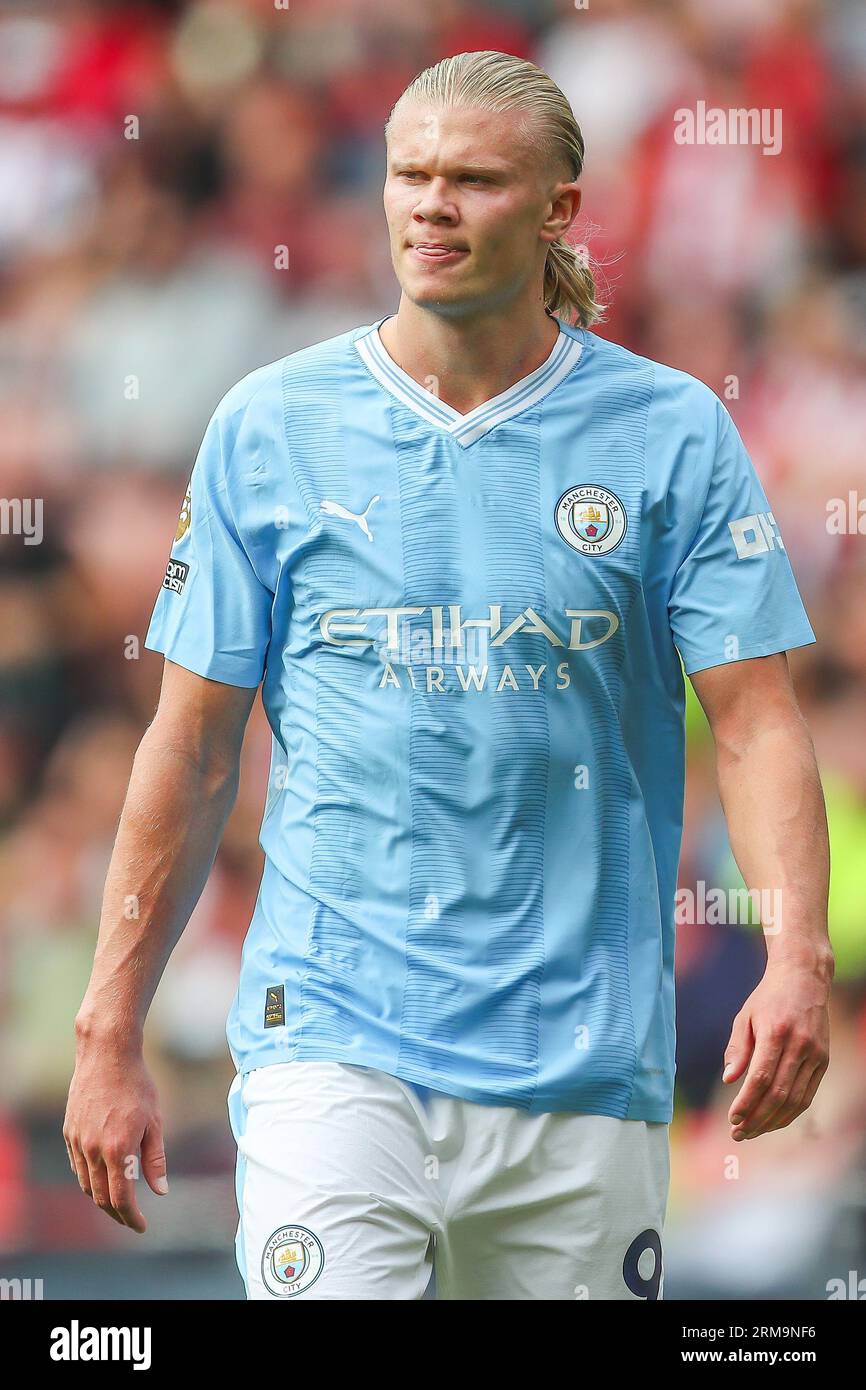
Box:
[675,881,782,933]
[826,491,865,535]
[0,497,43,544]
[674,101,782,156]
[0,1276,43,1300]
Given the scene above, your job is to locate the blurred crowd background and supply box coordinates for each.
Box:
[0,0,864,1300]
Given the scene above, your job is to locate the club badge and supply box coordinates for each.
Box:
[261,1226,325,1298]
[555,484,627,556]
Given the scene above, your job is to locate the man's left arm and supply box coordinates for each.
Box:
[690,651,832,1142]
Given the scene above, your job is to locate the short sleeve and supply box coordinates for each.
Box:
[668,402,816,675]
[144,396,273,687]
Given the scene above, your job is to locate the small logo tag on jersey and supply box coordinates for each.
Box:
[264,984,285,1028]
[319,494,380,542]
[163,558,189,594]
[262,1225,325,1298]
[555,485,627,556]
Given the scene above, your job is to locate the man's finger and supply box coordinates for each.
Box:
[140,1121,169,1198]
[87,1156,126,1226]
[772,1052,822,1129]
[768,1054,829,1134]
[106,1152,147,1234]
[728,1033,783,1128]
[70,1139,92,1198]
[738,1053,815,1137]
[62,1128,78,1179]
[722,1011,753,1083]
[732,1040,799,1138]
[798,1062,828,1116]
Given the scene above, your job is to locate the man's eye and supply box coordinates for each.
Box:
[396,172,488,184]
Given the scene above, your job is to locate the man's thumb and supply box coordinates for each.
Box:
[141,1122,169,1195]
[723,1016,751,1082]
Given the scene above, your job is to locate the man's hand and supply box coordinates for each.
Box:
[722,949,832,1141]
[63,661,255,1233]
[691,655,832,1143]
[63,1024,168,1233]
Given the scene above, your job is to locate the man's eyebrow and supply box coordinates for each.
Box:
[390,159,512,176]
[456,164,511,176]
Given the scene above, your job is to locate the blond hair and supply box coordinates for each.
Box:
[385,50,605,328]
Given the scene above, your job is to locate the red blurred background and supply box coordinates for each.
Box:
[0,0,864,1298]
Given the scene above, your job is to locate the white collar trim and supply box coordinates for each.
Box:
[354,315,583,448]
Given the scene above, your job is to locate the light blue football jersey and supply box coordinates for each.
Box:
[144,314,816,1120]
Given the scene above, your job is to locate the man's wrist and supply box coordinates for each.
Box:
[765,933,835,984]
[74,1006,144,1056]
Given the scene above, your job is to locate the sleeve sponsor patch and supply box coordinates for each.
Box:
[163,558,189,594]
[174,481,192,541]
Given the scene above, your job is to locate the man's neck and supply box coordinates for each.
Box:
[378,301,560,416]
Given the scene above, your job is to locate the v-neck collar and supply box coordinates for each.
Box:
[353,314,584,449]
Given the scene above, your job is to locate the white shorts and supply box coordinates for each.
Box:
[227,1061,670,1301]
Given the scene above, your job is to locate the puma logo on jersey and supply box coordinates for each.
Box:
[320,495,380,542]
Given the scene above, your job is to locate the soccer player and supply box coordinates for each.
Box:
[64,51,832,1300]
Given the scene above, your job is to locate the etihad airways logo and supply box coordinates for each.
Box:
[319,603,619,691]
[320,604,619,653]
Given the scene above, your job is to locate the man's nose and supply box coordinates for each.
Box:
[412,179,458,220]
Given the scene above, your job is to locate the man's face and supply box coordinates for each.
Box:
[383,99,576,317]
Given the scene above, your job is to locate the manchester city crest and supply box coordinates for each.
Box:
[555,484,627,556]
[261,1225,325,1297]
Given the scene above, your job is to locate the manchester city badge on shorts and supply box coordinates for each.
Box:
[555,484,627,556]
[261,1226,325,1297]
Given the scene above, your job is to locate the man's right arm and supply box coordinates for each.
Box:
[64,657,258,1233]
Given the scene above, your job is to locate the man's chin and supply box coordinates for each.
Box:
[400,275,481,313]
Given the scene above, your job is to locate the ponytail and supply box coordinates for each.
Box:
[544,237,606,328]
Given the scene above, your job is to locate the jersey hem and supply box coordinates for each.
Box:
[144,636,263,688]
[231,1044,673,1122]
[681,629,817,676]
